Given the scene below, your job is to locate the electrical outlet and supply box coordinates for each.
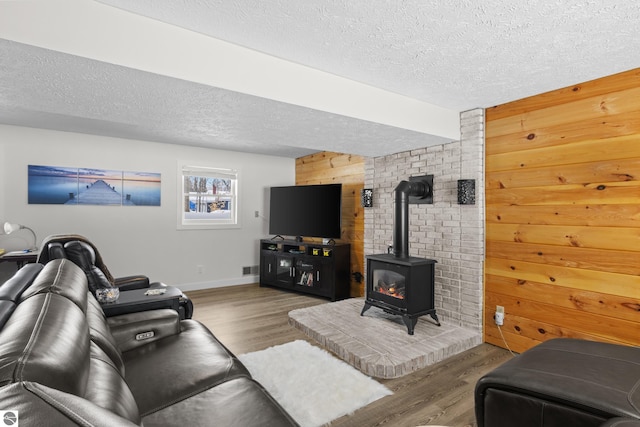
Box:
[495,305,505,326]
[255,210,259,218]
[197,265,204,274]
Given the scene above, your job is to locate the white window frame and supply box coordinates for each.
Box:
[177,163,240,230]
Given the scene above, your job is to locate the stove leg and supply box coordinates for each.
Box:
[430,312,441,326]
[402,316,418,335]
[360,302,372,316]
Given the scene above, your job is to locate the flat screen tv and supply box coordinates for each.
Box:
[269,184,342,239]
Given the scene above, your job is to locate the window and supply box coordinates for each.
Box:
[178,164,239,229]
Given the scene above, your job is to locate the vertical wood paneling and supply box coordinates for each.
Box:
[485,68,640,353]
[296,152,365,297]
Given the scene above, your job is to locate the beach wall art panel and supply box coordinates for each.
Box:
[28,165,161,206]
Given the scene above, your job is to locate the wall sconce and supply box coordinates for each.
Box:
[4,222,38,250]
[457,179,476,205]
[361,188,373,207]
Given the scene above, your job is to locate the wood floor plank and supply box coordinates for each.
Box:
[186,284,512,427]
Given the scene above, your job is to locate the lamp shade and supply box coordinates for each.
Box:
[4,222,21,234]
[3,222,38,250]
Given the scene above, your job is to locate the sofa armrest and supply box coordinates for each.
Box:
[107,309,181,352]
[114,275,150,291]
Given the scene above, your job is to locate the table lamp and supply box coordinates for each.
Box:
[3,222,38,251]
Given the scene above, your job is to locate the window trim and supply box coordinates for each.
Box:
[177,163,240,230]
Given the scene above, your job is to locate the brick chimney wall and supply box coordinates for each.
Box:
[364,108,485,330]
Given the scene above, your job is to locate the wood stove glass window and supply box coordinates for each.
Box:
[372,269,406,300]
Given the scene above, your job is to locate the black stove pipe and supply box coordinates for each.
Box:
[393,180,430,258]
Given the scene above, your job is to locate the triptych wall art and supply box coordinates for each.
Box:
[28,165,161,206]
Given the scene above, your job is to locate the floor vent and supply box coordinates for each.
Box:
[243,265,259,275]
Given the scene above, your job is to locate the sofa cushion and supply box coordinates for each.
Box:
[123,319,250,416]
[0,263,43,302]
[85,342,140,424]
[142,377,299,427]
[86,295,125,375]
[0,293,90,396]
[0,381,140,427]
[19,259,88,313]
[0,300,16,330]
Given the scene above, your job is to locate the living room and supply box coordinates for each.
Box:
[1,2,639,427]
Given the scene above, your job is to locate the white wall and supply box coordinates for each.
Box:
[0,124,295,289]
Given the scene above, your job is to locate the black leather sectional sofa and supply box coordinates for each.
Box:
[0,259,298,426]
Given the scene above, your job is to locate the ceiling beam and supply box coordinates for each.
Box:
[0,0,460,141]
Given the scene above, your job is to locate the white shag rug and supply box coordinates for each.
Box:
[239,340,392,427]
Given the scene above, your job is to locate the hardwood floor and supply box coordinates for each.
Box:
[187,284,511,427]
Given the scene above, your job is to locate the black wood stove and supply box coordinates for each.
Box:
[361,177,440,335]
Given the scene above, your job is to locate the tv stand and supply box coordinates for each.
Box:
[259,238,350,301]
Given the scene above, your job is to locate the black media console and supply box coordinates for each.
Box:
[259,238,351,301]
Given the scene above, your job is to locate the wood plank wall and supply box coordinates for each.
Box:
[296,151,366,297]
[485,68,640,353]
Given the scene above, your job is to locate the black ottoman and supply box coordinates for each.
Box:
[475,338,640,427]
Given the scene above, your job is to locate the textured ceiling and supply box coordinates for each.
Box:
[0,39,445,158]
[1,1,639,158]
[97,0,640,110]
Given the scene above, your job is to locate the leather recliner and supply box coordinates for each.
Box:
[37,234,193,319]
[38,234,154,292]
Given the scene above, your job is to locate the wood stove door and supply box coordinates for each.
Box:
[367,260,408,309]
